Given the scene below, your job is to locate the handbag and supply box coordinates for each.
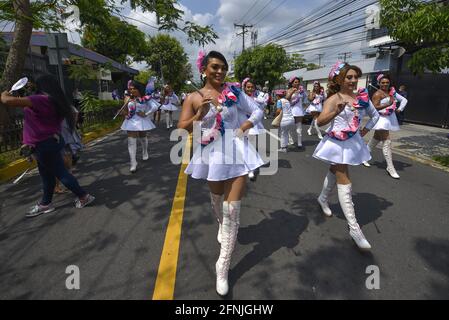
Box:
[271,110,283,127]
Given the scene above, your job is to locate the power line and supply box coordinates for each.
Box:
[259,0,358,44]
[237,0,262,25]
[253,0,288,27]
[234,23,253,51]
[246,0,274,25]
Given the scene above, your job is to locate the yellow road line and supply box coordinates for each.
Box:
[152,136,191,300]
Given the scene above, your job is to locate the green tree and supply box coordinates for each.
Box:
[144,34,189,92]
[380,0,449,74]
[135,69,157,85]
[234,44,290,89]
[82,16,147,64]
[287,53,306,71]
[0,0,218,126]
[67,56,98,89]
[306,63,320,71]
[0,37,8,72]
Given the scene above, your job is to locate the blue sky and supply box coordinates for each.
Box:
[1,0,374,75]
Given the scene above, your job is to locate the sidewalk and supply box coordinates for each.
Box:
[364,122,449,172]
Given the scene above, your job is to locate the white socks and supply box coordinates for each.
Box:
[337,184,371,250]
[141,136,149,160]
[296,122,303,147]
[216,201,240,296]
[318,171,336,217]
[210,193,224,244]
[170,113,174,128]
[383,139,400,179]
[128,137,137,172]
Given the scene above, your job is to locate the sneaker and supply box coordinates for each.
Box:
[75,194,95,209]
[26,203,55,218]
[278,148,287,153]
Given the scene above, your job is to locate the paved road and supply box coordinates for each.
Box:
[0,119,448,300]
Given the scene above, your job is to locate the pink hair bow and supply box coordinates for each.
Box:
[328,61,345,80]
[242,77,251,88]
[377,74,385,82]
[196,50,206,73]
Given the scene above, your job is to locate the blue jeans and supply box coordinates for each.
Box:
[34,134,87,205]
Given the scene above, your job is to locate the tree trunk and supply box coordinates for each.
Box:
[0,0,33,130]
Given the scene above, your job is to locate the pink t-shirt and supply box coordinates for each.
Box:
[23,95,63,146]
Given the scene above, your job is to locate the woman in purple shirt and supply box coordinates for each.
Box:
[1,74,95,217]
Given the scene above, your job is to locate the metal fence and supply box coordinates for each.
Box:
[0,107,118,154]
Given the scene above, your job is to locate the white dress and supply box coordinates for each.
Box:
[372,91,408,132]
[291,92,307,117]
[160,93,180,112]
[185,86,265,181]
[313,98,380,166]
[306,92,325,113]
[121,98,160,131]
[246,91,268,136]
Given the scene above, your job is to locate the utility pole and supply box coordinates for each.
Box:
[251,30,258,47]
[317,53,324,67]
[338,52,352,62]
[234,23,253,52]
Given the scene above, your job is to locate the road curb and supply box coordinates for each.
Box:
[0,124,121,183]
[391,148,449,173]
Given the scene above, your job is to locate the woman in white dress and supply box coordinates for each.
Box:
[160,84,180,130]
[286,76,307,148]
[362,74,408,179]
[275,90,297,152]
[313,62,380,251]
[178,51,264,296]
[120,81,160,172]
[242,77,268,181]
[307,81,326,139]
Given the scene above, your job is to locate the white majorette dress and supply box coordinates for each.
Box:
[121,96,160,131]
[372,87,408,132]
[160,93,180,111]
[185,84,266,181]
[313,88,380,165]
[307,90,325,113]
[245,90,268,135]
[291,90,307,117]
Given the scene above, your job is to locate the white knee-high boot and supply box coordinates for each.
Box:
[169,112,174,128]
[383,139,400,179]
[216,201,240,296]
[128,137,138,172]
[165,112,170,129]
[363,137,381,167]
[210,193,224,244]
[141,136,149,160]
[307,119,314,135]
[314,118,323,139]
[317,171,336,217]
[296,122,303,147]
[337,184,371,250]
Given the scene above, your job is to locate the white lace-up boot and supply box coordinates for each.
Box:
[317,171,336,217]
[337,184,371,250]
[210,193,223,244]
[128,137,138,172]
[363,137,381,167]
[141,136,149,160]
[296,122,303,147]
[216,201,240,296]
[314,119,323,139]
[383,139,400,179]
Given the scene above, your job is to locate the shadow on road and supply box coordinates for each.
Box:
[414,237,449,299]
[226,210,309,298]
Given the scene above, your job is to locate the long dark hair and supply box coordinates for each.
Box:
[200,51,229,85]
[128,80,145,97]
[35,74,75,131]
